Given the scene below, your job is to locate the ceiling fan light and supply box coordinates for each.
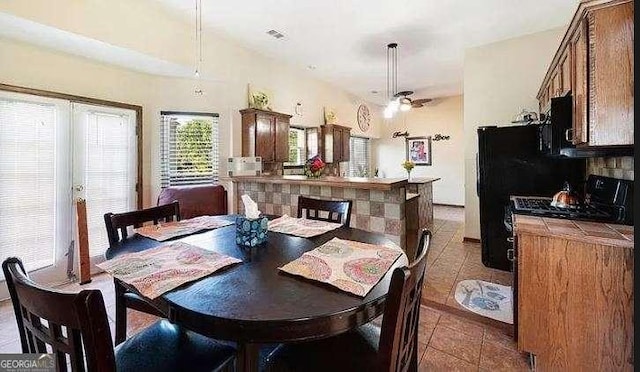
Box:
[399,97,411,111]
[389,98,400,112]
[383,106,393,119]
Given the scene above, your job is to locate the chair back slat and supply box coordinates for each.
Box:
[2,257,116,372]
[297,196,353,226]
[378,230,432,372]
[104,201,180,247]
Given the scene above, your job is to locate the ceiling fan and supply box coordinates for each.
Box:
[393,90,433,109]
[384,43,432,118]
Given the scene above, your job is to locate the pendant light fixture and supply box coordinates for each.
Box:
[384,43,398,119]
[194,0,202,78]
[193,0,204,95]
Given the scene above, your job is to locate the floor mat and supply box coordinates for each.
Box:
[454,280,513,324]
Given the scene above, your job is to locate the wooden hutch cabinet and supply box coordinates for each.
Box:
[240,108,292,163]
[319,124,351,163]
[536,0,634,147]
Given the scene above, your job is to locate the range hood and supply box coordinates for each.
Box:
[559,146,634,158]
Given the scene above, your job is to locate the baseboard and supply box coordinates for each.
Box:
[463,237,481,243]
[433,203,464,208]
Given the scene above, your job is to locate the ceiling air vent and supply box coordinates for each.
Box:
[266,29,285,39]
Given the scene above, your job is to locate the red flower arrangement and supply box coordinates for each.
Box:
[304,155,325,178]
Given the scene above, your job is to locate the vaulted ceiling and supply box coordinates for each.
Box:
[155,0,578,102]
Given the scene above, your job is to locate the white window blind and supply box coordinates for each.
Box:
[160,112,219,187]
[348,136,370,177]
[0,98,57,272]
[75,106,137,256]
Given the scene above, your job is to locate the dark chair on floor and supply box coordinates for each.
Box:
[297,196,353,226]
[2,257,235,372]
[266,229,432,372]
[157,184,228,219]
[103,201,180,344]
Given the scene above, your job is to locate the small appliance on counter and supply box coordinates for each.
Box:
[510,175,634,225]
[227,157,262,177]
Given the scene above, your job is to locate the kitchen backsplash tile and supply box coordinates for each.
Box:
[587,156,634,180]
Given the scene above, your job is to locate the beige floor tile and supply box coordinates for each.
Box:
[429,324,483,364]
[420,347,478,372]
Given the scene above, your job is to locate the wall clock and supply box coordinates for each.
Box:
[357,104,370,132]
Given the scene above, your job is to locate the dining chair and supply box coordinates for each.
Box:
[266,229,432,372]
[2,257,236,372]
[103,201,180,344]
[157,184,228,219]
[297,196,353,226]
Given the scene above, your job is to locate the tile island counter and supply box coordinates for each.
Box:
[225,175,439,254]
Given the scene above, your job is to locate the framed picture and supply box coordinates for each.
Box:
[406,136,432,165]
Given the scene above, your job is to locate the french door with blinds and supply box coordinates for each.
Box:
[0,90,138,296]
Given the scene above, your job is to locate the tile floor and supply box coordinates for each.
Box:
[424,205,512,315]
[0,205,530,371]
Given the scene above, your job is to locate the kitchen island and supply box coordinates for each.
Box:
[226,175,438,254]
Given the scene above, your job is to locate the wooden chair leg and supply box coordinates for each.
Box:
[114,279,127,345]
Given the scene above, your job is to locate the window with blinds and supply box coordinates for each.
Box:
[0,97,58,272]
[285,127,306,166]
[160,112,219,187]
[348,136,370,177]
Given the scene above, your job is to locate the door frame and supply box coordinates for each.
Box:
[0,83,143,299]
[0,83,143,209]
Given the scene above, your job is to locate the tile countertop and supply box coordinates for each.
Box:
[513,215,634,249]
[224,175,439,191]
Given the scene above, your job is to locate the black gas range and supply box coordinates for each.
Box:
[509,174,633,225]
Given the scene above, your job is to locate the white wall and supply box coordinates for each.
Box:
[375,95,464,205]
[0,0,383,209]
[463,28,564,239]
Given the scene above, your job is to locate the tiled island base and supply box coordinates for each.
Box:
[234,181,407,248]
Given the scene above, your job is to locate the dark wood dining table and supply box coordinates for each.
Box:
[105,214,408,372]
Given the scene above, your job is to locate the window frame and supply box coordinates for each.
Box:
[159,111,220,187]
[283,126,307,168]
[348,135,371,177]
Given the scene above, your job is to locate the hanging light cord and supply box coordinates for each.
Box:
[195,0,202,77]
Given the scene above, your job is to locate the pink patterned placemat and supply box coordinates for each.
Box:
[268,215,342,238]
[135,215,233,241]
[97,241,241,299]
[279,238,405,297]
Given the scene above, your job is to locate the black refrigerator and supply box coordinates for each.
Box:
[476,125,585,271]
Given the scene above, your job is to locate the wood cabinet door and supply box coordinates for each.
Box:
[274,116,290,162]
[559,47,572,95]
[341,129,350,162]
[587,2,634,146]
[332,127,342,162]
[572,19,589,146]
[551,70,561,98]
[255,113,274,162]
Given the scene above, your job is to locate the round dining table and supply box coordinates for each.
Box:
[105,215,408,372]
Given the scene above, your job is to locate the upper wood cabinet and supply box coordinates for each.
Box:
[587,2,634,146]
[318,124,351,163]
[240,108,292,163]
[572,19,589,145]
[537,0,634,147]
